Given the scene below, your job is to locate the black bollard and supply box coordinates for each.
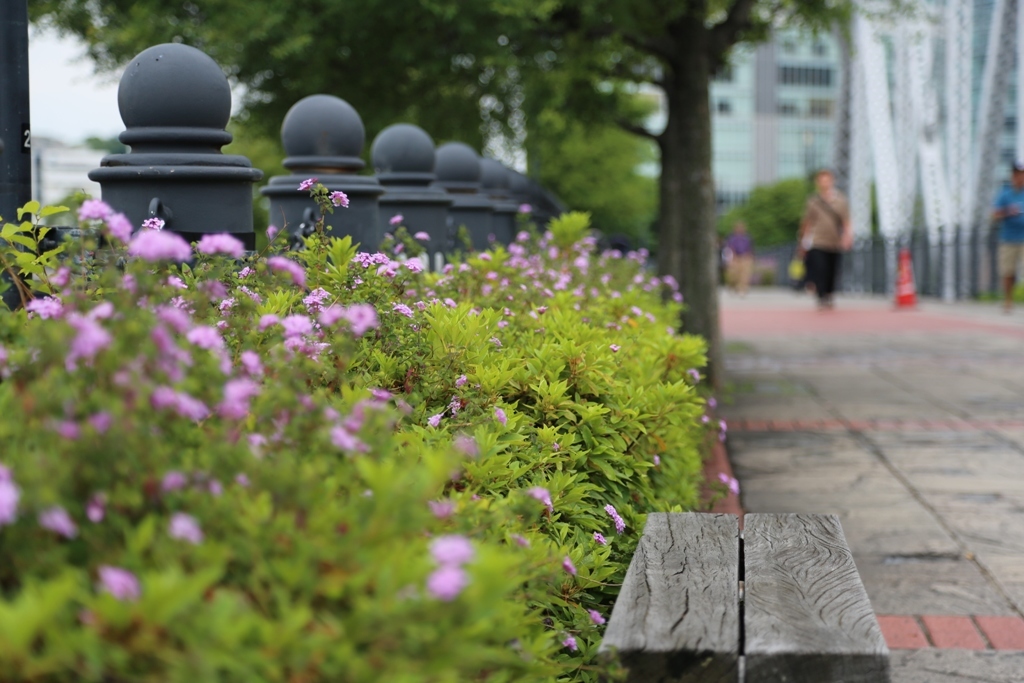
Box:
[434,142,494,251]
[371,123,453,269]
[0,0,32,225]
[89,44,263,250]
[261,95,384,252]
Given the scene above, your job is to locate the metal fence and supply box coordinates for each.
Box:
[756,227,1001,299]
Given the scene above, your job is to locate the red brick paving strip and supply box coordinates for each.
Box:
[877,616,930,649]
[974,616,1024,650]
[920,615,987,650]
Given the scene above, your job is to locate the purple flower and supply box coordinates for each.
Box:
[719,419,728,433]
[404,259,424,274]
[329,190,350,208]
[653,454,661,466]
[78,199,113,222]
[219,378,261,419]
[604,504,626,534]
[454,434,479,457]
[267,256,306,287]
[518,203,532,214]
[65,314,113,371]
[281,314,313,338]
[186,325,224,350]
[455,374,467,387]
[708,397,718,409]
[235,473,250,487]
[168,512,203,545]
[56,421,80,440]
[344,304,379,337]
[98,566,140,601]
[162,471,189,492]
[208,480,223,496]
[428,500,455,518]
[494,407,507,426]
[142,217,164,231]
[392,303,414,319]
[240,351,263,377]
[688,368,701,383]
[389,214,404,226]
[427,412,444,428]
[489,337,502,348]
[106,213,134,242]
[426,565,468,601]
[718,473,740,495]
[0,474,20,527]
[25,296,63,320]
[86,494,106,523]
[512,534,530,547]
[258,314,280,331]
[413,231,430,241]
[562,556,577,576]
[128,230,192,262]
[298,178,318,191]
[588,609,606,626]
[609,344,621,353]
[430,535,474,566]
[266,224,280,240]
[593,532,607,545]
[330,426,368,452]
[196,233,245,259]
[562,636,578,651]
[527,487,553,510]
[39,506,77,539]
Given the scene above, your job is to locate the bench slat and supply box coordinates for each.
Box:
[601,512,740,682]
[744,513,890,683]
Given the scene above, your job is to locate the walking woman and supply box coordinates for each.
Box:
[798,169,853,309]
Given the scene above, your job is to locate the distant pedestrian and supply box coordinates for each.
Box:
[725,222,755,295]
[992,161,1024,313]
[798,169,852,310]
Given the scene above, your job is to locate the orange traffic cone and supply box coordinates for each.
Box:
[895,247,917,308]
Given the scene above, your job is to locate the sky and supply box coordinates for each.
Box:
[29,27,123,144]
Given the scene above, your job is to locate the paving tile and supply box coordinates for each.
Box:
[921,615,987,650]
[878,615,930,649]
[975,616,1024,650]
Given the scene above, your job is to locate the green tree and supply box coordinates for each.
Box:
[532,114,657,246]
[719,177,812,248]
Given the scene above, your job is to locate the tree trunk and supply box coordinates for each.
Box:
[658,19,723,389]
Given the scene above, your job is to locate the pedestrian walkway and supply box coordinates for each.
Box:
[720,288,1024,682]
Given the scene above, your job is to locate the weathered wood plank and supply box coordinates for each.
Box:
[744,513,891,683]
[600,512,740,683]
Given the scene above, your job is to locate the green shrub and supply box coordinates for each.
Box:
[0,198,710,681]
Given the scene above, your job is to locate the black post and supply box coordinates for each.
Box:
[0,0,32,224]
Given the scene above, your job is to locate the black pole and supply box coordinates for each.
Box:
[0,0,32,225]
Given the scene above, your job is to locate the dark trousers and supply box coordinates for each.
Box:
[806,248,841,300]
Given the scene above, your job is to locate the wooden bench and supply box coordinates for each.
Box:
[600,513,890,682]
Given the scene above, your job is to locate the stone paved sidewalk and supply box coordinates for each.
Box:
[720,288,1024,682]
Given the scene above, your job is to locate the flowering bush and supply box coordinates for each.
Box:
[0,198,709,682]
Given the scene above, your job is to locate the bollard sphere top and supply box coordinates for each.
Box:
[371,123,436,182]
[434,142,482,190]
[480,158,511,191]
[281,94,365,170]
[118,43,232,131]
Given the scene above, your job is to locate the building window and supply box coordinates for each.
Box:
[809,99,834,118]
[782,39,797,54]
[777,101,799,116]
[717,99,732,115]
[778,65,833,87]
[713,65,734,82]
[813,42,828,57]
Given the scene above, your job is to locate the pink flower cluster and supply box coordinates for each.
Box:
[604,504,626,534]
[426,535,474,601]
[0,465,20,527]
[319,303,378,336]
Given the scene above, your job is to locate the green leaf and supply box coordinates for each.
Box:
[39,205,70,218]
[17,201,40,220]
